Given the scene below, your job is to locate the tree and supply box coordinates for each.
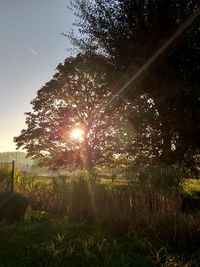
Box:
[69,0,200,166]
[15,54,132,173]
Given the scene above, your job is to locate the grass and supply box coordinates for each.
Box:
[1,168,200,266]
[0,213,155,267]
[0,213,199,267]
[10,172,200,251]
[182,178,200,196]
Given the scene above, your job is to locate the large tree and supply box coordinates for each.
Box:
[69,0,200,166]
[15,54,133,172]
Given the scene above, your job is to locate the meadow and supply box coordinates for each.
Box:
[0,166,199,266]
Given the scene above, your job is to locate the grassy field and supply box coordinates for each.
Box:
[0,168,200,266]
[0,212,199,267]
[0,213,155,267]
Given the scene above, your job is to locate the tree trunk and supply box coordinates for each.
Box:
[82,137,93,177]
[153,99,173,164]
[160,129,172,164]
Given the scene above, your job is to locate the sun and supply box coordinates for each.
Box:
[71,128,83,140]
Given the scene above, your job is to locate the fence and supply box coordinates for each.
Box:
[0,161,14,192]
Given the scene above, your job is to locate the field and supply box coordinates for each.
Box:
[1,212,199,267]
[0,169,200,266]
[0,214,155,267]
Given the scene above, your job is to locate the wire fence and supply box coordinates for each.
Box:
[0,161,14,193]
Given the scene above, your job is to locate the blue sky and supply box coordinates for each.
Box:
[0,0,75,151]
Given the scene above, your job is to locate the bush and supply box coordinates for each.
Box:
[0,192,29,223]
[138,164,181,191]
[181,192,200,213]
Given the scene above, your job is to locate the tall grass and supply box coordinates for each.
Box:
[15,170,200,252]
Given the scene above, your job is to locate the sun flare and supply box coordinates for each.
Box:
[71,128,83,140]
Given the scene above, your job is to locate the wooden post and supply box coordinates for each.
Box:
[10,160,14,192]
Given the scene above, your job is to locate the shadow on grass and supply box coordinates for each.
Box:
[0,213,154,267]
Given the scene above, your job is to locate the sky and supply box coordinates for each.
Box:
[0,0,75,152]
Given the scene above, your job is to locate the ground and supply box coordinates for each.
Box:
[0,213,154,267]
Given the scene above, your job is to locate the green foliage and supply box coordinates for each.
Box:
[146,241,200,267]
[0,166,11,192]
[183,179,200,196]
[0,165,23,192]
[0,213,199,266]
[179,151,200,177]
[138,165,181,191]
[14,173,200,251]
[0,166,10,183]
[0,192,29,223]
[0,217,154,267]
[25,210,52,223]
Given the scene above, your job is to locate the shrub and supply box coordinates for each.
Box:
[138,164,181,191]
[0,192,29,223]
[181,192,200,212]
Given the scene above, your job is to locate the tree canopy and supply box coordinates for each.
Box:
[15,55,134,172]
[70,0,200,167]
[15,1,200,174]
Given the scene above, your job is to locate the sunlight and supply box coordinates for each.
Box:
[71,128,84,141]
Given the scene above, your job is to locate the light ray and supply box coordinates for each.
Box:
[104,11,200,109]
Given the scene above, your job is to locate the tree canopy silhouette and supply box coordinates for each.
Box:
[70,0,200,167]
[15,55,134,172]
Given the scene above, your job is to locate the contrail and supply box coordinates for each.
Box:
[28,48,38,56]
[104,10,200,109]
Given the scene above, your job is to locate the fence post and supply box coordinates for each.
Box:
[10,160,15,192]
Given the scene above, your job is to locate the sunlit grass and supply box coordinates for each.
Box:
[182,179,200,196]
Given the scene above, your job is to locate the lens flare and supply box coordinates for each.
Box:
[71,128,83,140]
